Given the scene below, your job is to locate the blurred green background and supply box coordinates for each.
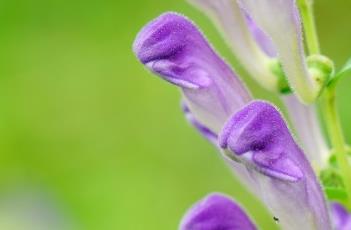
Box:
[0,0,351,229]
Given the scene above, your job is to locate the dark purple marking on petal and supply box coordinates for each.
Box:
[179,193,256,230]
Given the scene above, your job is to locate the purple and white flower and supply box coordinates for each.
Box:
[133,0,351,229]
[188,0,330,170]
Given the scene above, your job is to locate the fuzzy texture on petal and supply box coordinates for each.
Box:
[219,101,331,230]
[179,193,256,230]
[133,12,251,133]
[238,0,317,103]
[283,95,329,170]
[331,203,351,230]
[187,0,279,92]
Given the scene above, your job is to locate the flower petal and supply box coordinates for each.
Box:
[238,0,318,103]
[331,203,351,230]
[219,100,331,230]
[187,0,279,91]
[283,95,329,170]
[244,13,276,57]
[179,193,256,230]
[133,12,251,133]
[182,102,218,145]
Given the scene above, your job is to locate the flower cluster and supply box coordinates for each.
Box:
[133,0,351,229]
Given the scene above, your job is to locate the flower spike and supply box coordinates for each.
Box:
[219,101,331,230]
[134,10,335,230]
[187,0,330,167]
[179,193,256,230]
[133,12,251,133]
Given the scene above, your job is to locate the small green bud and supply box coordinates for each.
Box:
[306,54,334,94]
[268,59,291,94]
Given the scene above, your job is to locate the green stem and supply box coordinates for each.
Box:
[323,88,351,209]
[298,0,351,208]
[298,0,320,54]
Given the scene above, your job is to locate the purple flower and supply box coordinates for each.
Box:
[219,101,330,229]
[133,9,333,230]
[188,0,330,169]
[133,12,251,134]
[179,193,256,230]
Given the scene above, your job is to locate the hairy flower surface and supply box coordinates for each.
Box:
[133,12,251,133]
[133,0,351,229]
[179,193,256,230]
[219,101,330,229]
[188,0,329,170]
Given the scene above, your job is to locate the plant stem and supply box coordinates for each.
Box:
[323,88,351,209]
[299,0,351,209]
[298,0,320,54]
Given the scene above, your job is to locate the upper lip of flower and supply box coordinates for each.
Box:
[219,100,304,182]
[179,193,257,230]
[133,11,251,133]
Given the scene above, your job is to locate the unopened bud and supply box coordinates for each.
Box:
[307,54,334,95]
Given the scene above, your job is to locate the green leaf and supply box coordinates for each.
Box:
[328,57,351,87]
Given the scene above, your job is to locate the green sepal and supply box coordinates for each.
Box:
[306,55,334,95]
[268,59,292,94]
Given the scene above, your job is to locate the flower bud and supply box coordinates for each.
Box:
[307,54,334,95]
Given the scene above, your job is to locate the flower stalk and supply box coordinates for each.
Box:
[298,0,320,55]
[323,88,351,209]
[299,0,351,209]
